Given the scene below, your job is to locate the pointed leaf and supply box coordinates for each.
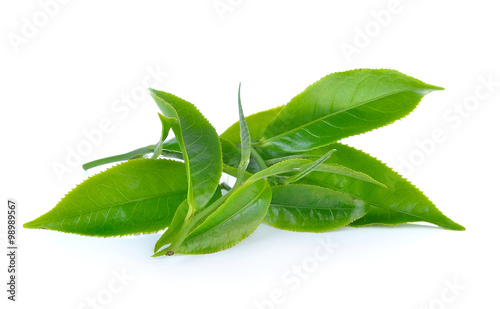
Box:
[300,143,465,230]
[24,159,188,236]
[220,137,261,174]
[150,89,223,211]
[257,69,443,152]
[265,184,368,232]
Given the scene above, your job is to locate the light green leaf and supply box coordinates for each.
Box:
[257,69,443,152]
[154,200,188,252]
[154,179,271,255]
[265,184,368,232]
[152,114,176,159]
[220,137,261,175]
[24,159,187,236]
[150,89,223,211]
[236,83,252,185]
[300,143,465,230]
[154,186,223,252]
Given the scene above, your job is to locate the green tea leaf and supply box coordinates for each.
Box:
[154,200,189,252]
[300,143,465,230]
[154,179,271,255]
[246,158,386,188]
[221,105,284,143]
[152,114,176,159]
[154,186,223,252]
[236,83,252,185]
[257,69,443,152]
[24,159,188,236]
[150,89,223,211]
[265,184,368,232]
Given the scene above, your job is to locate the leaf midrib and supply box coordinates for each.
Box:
[305,178,453,228]
[270,202,356,210]
[259,87,426,146]
[26,190,187,226]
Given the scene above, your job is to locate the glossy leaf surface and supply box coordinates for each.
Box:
[154,200,188,252]
[167,179,271,255]
[154,186,223,252]
[265,184,368,232]
[220,138,261,175]
[150,89,222,210]
[300,143,465,230]
[24,159,188,236]
[257,69,443,152]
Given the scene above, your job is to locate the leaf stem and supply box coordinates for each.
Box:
[82,146,153,170]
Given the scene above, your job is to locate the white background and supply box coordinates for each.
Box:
[1,0,499,308]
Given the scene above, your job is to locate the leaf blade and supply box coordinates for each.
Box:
[221,105,284,143]
[246,158,385,188]
[152,113,176,159]
[24,159,188,236]
[236,83,252,185]
[154,179,271,255]
[300,143,465,230]
[258,69,443,152]
[154,186,223,253]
